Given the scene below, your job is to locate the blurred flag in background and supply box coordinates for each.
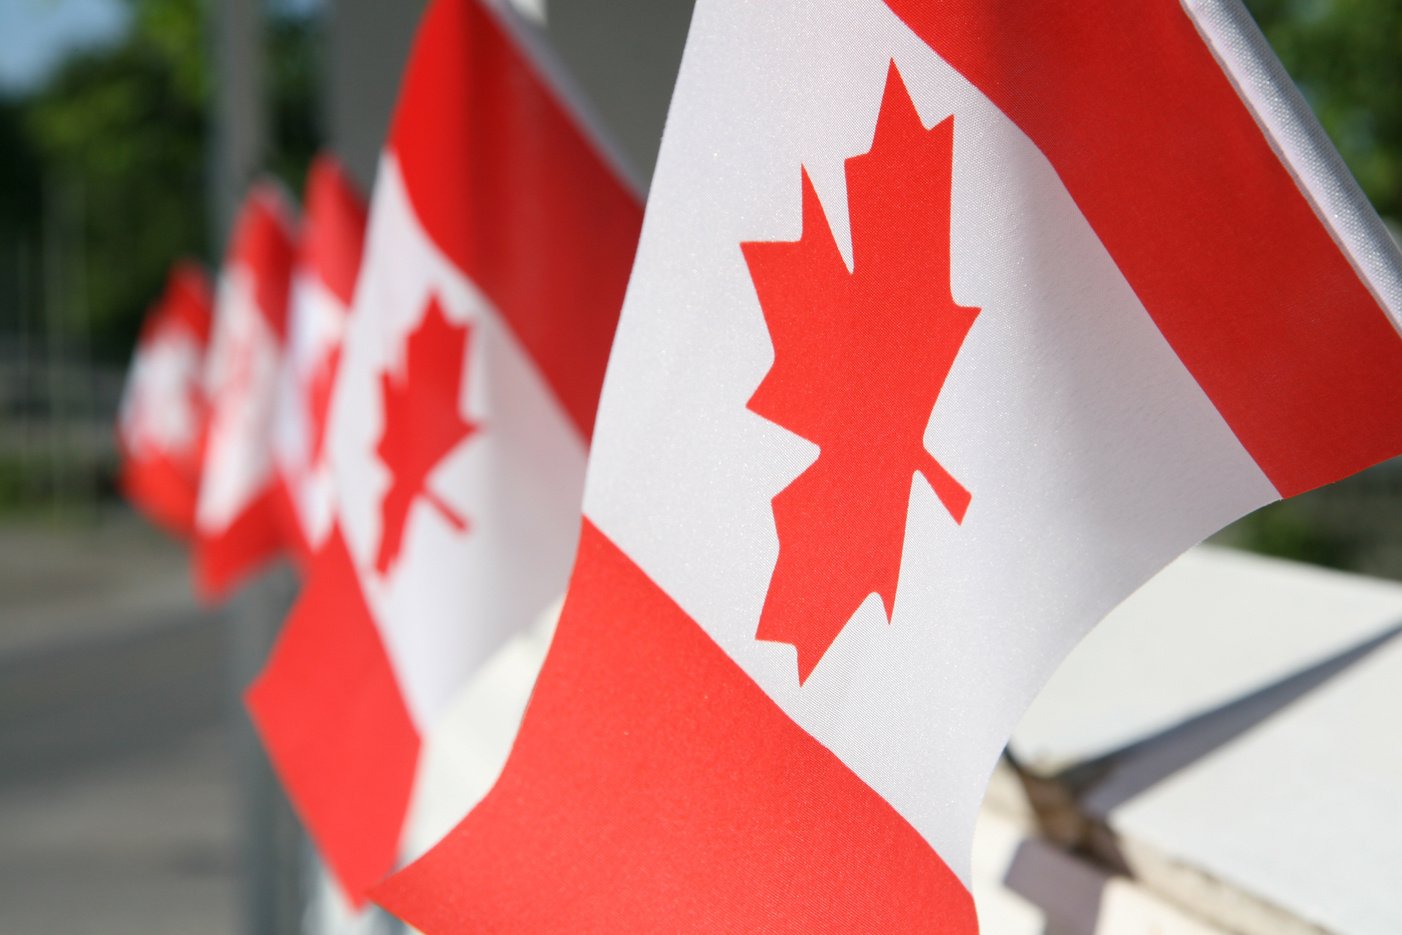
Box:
[117,261,213,540]
[272,154,367,567]
[247,0,644,904]
[193,182,297,600]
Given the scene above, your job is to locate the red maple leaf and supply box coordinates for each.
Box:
[743,62,979,683]
[374,296,479,576]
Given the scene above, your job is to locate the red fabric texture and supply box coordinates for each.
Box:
[271,479,313,574]
[276,155,366,570]
[372,521,976,934]
[301,155,367,306]
[120,451,201,541]
[193,184,298,598]
[251,0,642,907]
[193,484,285,601]
[246,526,421,905]
[389,0,642,441]
[152,261,213,345]
[883,0,1402,497]
[120,263,213,539]
[229,183,297,341]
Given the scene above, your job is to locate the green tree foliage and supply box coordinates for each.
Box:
[0,98,41,230]
[0,0,1396,367]
[1246,0,1402,220]
[24,0,210,360]
[11,0,319,362]
[268,9,323,197]
[1224,0,1402,573]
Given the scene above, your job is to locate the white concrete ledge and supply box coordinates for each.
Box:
[1009,545,1402,935]
[309,546,1402,935]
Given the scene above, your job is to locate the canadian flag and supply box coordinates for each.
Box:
[246,0,642,904]
[194,183,297,599]
[272,155,367,565]
[375,0,1402,930]
[117,262,213,539]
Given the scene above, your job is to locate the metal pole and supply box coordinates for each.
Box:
[42,174,66,519]
[207,2,303,932]
[325,0,427,191]
[225,565,305,935]
[209,0,266,247]
[15,237,33,500]
[67,177,98,521]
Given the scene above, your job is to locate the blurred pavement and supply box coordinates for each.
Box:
[0,513,239,934]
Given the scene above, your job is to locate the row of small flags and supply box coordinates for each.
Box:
[117,0,1402,930]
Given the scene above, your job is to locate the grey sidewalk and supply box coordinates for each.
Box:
[0,511,240,935]
[0,512,201,660]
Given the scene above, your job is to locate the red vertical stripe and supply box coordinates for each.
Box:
[389,0,643,442]
[193,485,284,600]
[372,521,976,934]
[885,0,1402,496]
[158,261,213,344]
[196,185,296,598]
[301,155,367,307]
[229,184,296,341]
[120,451,200,540]
[246,526,421,905]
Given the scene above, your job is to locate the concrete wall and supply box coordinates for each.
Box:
[323,0,696,193]
[324,0,430,191]
[545,0,694,183]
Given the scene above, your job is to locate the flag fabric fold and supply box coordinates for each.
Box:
[373,0,1402,930]
[193,183,298,600]
[248,525,420,899]
[117,261,214,539]
[247,0,643,905]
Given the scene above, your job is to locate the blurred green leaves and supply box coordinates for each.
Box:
[24,0,210,360]
[1,0,319,362]
[1246,0,1402,219]
[0,1,1397,379]
[1224,0,1402,574]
